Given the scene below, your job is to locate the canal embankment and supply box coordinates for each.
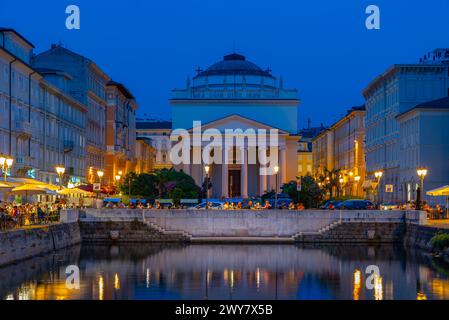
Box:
[0,223,81,267]
[74,208,426,244]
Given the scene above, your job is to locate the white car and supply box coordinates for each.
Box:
[188,202,224,210]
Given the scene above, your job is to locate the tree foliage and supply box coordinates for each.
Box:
[119,168,200,200]
[281,175,324,208]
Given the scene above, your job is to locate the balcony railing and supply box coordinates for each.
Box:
[171,88,298,100]
[15,156,33,168]
[64,140,75,152]
[14,121,33,139]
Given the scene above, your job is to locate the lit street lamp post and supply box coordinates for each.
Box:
[55,165,66,190]
[0,156,14,182]
[417,168,428,210]
[274,165,279,209]
[97,170,104,199]
[204,165,210,209]
[374,171,383,205]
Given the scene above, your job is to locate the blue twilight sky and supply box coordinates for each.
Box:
[1,0,448,129]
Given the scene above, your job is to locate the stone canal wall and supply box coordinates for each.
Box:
[295,222,406,243]
[80,220,190,243]
[0,223,81,267]
[404,224,449,250]
[61,208,427,243]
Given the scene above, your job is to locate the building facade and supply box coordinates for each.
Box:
[32,45,110,183]
[363,49,449,203]
[396,97,449,205]
[170,53,299,198]
[104,81,137,185]
[0,28,87,186]
[134,137,156,174]
[312,106,366,197]
[136,120,173,170]
[296,126,325,178]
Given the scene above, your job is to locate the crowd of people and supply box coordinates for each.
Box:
[0,202,62,230]
[101,199,306,210]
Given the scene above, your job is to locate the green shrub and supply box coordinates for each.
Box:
[430,233,449,250]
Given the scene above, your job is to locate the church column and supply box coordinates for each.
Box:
[221,147,228,198]
[240,147,248,198]
[280,147,287,185]
[259,165,267,196]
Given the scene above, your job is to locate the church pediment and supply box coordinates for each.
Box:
[187,114,289,135]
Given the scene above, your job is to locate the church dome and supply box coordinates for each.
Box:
[194,53,274,78]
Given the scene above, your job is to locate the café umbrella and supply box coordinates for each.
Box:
[57,187,94,197]
[427,185,449,216]
[11,184,58,202]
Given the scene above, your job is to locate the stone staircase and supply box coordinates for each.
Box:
[144,220,192,240]
[292,220,343,241]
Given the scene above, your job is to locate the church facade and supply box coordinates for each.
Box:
[170,53,299,198]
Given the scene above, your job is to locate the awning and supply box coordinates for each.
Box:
[362,179,374,189]
[427,185,449,196]
[58,187,94,197]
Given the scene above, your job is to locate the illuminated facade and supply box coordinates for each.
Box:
[104,81,137,185]
[363,49,449,203]
[0,28,87,187]
[134,137,156,174]
[136,120,173,170]
[396,97,449,204]
[171,53,299,197]
[312,106,366,197]
[32,44,110,182]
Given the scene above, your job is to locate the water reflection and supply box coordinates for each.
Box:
[1,244,449,300]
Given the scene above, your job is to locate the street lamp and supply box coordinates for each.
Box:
[115,174,121,185]
[55,165,65,190]
[0,156,14,182]
[97,170,104,183]
[417,168,428,209]
[204,165,210,209]
[274,165,280,209]
[374,171,383,204]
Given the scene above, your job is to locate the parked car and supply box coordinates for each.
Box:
[380,202,399,210]
[266,194,293,208]
[320,200,341,210]
[188,201,224,210]
[335,200,375,210]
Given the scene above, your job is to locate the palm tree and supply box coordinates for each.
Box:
[323,168,341,199]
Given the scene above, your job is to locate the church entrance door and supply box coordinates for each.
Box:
[228,169,241,198]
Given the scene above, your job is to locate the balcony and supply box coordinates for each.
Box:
[15,156,33,170]
[106,145,126,155]
[14,121,33,139]
[64,140,75,152]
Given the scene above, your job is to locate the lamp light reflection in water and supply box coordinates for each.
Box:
[374,274,383,300]
[417,292,427,300]
[146,269,151,288]
[353,269,361,300]
[256,268,261,290]
[114,273,120,291]
[98,276,104,300]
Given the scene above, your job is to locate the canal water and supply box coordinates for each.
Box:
[1,244,448,300]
